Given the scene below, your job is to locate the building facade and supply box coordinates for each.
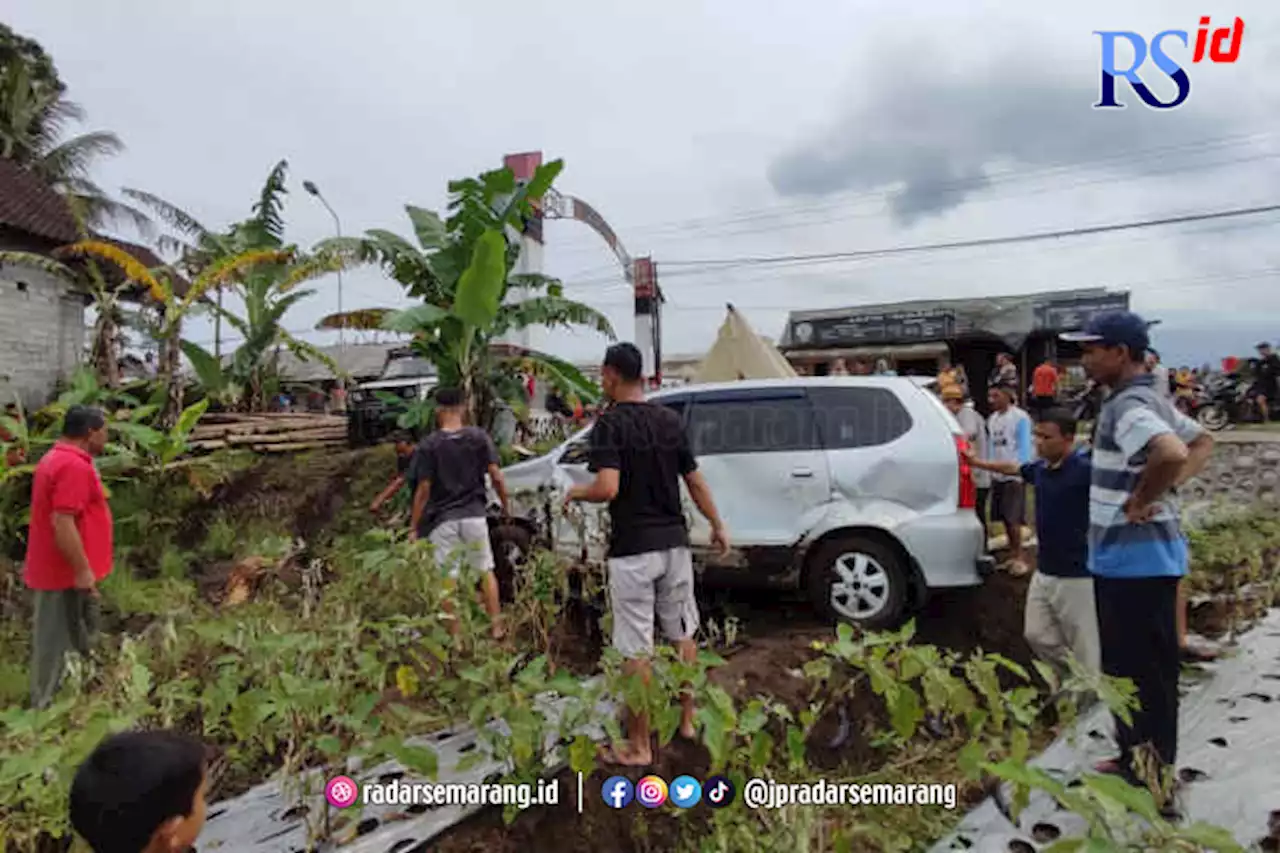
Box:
[779,288,1131,408]
[0,159,87,410]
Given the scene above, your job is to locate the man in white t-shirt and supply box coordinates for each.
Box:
[986,384,1033,576]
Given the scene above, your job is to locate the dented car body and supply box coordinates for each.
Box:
[501,377,992,628]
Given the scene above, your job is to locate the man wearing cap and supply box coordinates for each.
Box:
[1062,312,1214,795]
[942,388,991,542]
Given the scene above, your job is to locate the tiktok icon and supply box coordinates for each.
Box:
[704,775,736,809]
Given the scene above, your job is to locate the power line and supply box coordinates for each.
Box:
[542,128,1280,258]
[655,203,1280,272]
[554,214,1280,292]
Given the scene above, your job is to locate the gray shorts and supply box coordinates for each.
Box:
[991,480,1027,527]
[607,547,699,659]
[428,517,494,579]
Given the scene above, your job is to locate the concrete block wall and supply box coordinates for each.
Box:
[1182,435,1280,511]
[0,262,86,410]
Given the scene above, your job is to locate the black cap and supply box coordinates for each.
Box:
[603,343,643,382]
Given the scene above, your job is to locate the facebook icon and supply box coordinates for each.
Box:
[601,776,634,809]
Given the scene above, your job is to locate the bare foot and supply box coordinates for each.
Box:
[598,742,652,767]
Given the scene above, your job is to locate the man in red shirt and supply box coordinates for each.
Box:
[1030,359,1060,415]
[25,405,113,708]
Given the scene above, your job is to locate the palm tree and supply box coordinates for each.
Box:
[320,160,613,429]
[0,62,149,234]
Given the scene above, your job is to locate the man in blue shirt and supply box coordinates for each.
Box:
[968,407,1099,677]
[1062,312,1213,793]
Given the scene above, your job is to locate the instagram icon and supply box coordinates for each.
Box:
[636,775,668,808]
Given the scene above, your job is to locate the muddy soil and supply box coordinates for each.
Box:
[432,569,1038,853]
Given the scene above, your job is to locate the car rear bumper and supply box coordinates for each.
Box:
[895,511,985,589]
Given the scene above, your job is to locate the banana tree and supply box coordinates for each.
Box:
[120,161,345,411]
[37,240,302,424]
[320,160,614,428]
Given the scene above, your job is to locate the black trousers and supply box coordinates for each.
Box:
[1094,575,1180,774]
[976,487,991,546]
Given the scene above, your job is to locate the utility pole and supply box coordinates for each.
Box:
[303,180,345,399]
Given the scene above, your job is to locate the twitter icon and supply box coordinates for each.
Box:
[669,775,702,808]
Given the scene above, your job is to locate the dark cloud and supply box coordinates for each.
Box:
[767,32,1262,225]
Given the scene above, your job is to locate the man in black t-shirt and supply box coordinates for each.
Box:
[409,389,510,639]
[1253,342,1280,423]
[566,343,729,767]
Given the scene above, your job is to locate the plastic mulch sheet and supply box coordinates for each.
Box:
[196,684,612,852]
[930,609,1280,852]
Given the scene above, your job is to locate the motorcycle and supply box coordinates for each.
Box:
[1195,372,1280,430]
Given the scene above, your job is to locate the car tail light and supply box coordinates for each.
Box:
[955,435,977,510]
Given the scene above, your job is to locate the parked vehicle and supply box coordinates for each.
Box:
[500,377,993,628]
[347,348,437,445]
[1068,380,1104,424]
[1196,370,1280,431]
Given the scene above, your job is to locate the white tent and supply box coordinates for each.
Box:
[693,304,799,383]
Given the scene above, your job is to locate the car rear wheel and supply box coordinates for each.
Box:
[806,535,909,630]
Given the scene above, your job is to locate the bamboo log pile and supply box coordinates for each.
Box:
[188,413,349,454]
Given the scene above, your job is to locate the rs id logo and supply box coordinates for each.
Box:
[1094,16,1244,110]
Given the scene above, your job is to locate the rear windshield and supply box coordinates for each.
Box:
[913,384,963,435]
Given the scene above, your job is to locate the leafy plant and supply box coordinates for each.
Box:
[320,162,612,429]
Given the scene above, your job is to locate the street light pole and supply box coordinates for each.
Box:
[303,180,345,396]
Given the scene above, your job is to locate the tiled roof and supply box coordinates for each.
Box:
[0,158,79,244]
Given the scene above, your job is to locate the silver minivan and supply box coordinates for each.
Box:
[501,377,992,628]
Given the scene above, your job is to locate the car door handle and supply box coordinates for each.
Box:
[791,468,814,479]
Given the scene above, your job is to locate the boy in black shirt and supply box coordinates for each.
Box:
[409,389,510,639]
[566,343,729,766]
[71,730,208,853]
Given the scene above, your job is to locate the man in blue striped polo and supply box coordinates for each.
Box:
[1062,311,1213,792]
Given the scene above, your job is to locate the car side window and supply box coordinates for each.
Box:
[807,387,912,449]
[687,393,821,456]
[559,398,688,466]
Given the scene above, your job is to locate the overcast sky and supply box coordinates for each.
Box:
[8,0,1280,367]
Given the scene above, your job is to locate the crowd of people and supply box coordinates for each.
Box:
[937,312,1215,811]
[13,309,1239,847]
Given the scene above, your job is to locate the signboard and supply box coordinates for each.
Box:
[1035,293,1130,331]
[790,308,955,348]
